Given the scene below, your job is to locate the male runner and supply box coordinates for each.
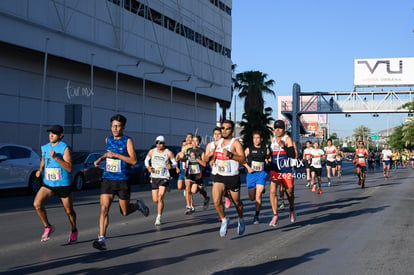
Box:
[244,131,270,224]
[335,145,344,179]
[176,134,193,197]
[145,136,176,226]
[92,114,149,250]
[324,139,336,186]
[310,141,325,194]
[269,120,297,226]
[34,125,78,244]
[354,140,369,188]
[212,120,246,237]
[302,140,313,188]
[183,135,210,214]
[381,144,392,179]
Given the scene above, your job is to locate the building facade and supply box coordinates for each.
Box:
[0,0,232,151]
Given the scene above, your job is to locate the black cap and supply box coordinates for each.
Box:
[274,120,285,129]
[47,125,64,135]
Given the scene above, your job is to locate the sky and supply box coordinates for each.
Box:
[230,0,414,138]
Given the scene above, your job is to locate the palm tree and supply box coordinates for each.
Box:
[235,70,275,113]
[239,107,275,146]
[352,125,371,147]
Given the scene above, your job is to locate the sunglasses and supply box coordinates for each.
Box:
[221,126,232,130]
[156,141,165,145]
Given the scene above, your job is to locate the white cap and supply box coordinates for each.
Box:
[155,135,165,143]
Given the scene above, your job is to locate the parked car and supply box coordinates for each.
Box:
[0,143,41,193]
[71,152,104,190]
[128,149,150,185]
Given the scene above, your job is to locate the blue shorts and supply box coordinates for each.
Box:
[382,160,391,166]
[336,160,342,166]
[246,171,268,190]
[178,169,185,181]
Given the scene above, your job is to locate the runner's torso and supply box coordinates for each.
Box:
[270,135,292,173]
[151,149,170,179]
[247,144,268,172]
[103,135,129,180]
[42,141,71,187]
[215,138,239,176]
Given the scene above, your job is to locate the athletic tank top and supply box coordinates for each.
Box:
[215,138,239,176]
[186,147,204,179]
[103,135,129,180]
[356,148,366,166]
[325,146,336,162]
[303,148,312,162]
[41,141,71,187]
[270,135,292,173]
[151,149,170,179]
[247,144,267,172]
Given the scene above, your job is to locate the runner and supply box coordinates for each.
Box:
[269,120,297,226]
[391,149,399,170]
[183,135,210,214]
[381,144,392,179]
[176,139,187,194]
[145,136,177,226]
[324,139,336,186]
[335,145,344,179]
[33,125,78,244]
[354,140,369,188]
[243,131,270,224]
[303,140,313,188]
[212,120,246,237]
[310,141,325,194]
[92,114,149,250]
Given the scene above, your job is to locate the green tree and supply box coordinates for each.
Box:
[388,125,405,150]
[239,107,274,147]
[352,125,371,146]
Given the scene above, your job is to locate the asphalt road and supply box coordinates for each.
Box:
[0,163,413,275]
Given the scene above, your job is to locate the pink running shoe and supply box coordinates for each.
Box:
[225,197,231,208]
[68,231,78,245]
[290,211,296,223]
[41,225,55,242]
[269,215,278,227]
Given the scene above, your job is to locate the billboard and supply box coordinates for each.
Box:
[354,57,414,86]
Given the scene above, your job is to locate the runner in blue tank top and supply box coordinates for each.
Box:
[33,125,78,244]
[92,114,149,251]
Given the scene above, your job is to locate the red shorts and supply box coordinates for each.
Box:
[269,171,294,188]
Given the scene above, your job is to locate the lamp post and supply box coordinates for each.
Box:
[142,68,165,133]
[170,76,191,136]
[194,83,214,131]
[115,61,141,112]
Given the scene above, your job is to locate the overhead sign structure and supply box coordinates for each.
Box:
[371,133,379,141]
[354,57,414,86]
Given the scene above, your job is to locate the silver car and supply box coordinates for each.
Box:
[0,144,41,193]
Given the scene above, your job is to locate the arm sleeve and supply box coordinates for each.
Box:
[284,146,296,158]
[144,156,151,167]
[170,158,177,168]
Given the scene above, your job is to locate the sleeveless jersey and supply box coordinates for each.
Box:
[215,138,239,176]
[186,147,204,179]
[103,135,129,180]
[247,144,268,172]
[41,141,71,187]
[355,148,367,166]
[270,135,292,173]
[150,149,170,179]
[325,145,336,162]
[310,148,325,168]
[303,147,312,162]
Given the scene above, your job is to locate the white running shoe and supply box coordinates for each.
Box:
[220,217,229,237]
[155,215,161,226]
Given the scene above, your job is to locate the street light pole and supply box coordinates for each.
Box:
[142,68,165,133]
[170,76,191,136]
[195,83,214,131]
[115,61,141,112]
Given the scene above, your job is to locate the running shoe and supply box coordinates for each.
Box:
[41,225,55,242]
[224,197,231,208]
[253,216,259,225]
[290,211,296,223]
[68,230,77,245]
[361,182,365,189]
[383,173,386,177]
[317,187,322,194]
[279,200,285,210]
[269,215,278,227]
[155,215,161,226]
[137,199,149,217]
[219,217,229,237]
[311,184,317,192]
[92,236,106,251]
[328,181,331,187]
[203,196,210,210]
[237,218,245,235]
[306,181,311,188]
[184,206,195,215]
[358,179,361,185]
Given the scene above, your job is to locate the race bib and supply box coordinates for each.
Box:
[106,158,121,173]
[306,155,310,160]
[45,168,62,181]
[189,164,200,174]
[358,157,365,163]
[216,160,231,174]
[153,166,167,176]
[251,161,264,172]
[313,158,321,167]
[335,156,341,161]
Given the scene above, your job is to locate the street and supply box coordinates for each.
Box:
[0,163,413,275]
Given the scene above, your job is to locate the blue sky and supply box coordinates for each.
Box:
[231,0,414,137]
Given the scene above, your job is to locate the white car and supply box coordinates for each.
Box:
[0,144,41,193]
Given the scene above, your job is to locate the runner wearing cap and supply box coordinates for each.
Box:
[33,125,78,244]
[145,135,177,226]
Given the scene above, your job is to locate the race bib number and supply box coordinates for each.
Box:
[358,157,365,163]
[306,155,310,160]
[45,168,62,181]
[335,156,341,161]
[153,167,167,176]
[106,158,121,173]
[251,161,264,172]
[216,160,231,174]
[189,164,200,174]
[313,158,321,167]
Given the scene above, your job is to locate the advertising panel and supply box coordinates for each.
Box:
[354,57,414,86]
